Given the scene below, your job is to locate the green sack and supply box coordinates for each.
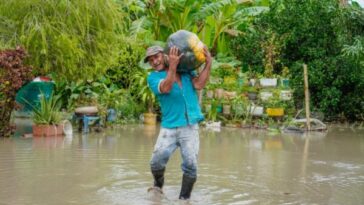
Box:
[165,30,206,73]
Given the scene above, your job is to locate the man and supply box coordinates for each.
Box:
[145,45,212,200]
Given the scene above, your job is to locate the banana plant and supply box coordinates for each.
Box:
[196,0,269,54]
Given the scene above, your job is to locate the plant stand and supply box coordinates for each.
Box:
[74,114,101,133]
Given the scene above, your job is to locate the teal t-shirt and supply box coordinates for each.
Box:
[147,70,204,128]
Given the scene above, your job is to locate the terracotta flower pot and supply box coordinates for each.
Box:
[215,88,224,99]
[32,124,64,137]
[224,91,237,99]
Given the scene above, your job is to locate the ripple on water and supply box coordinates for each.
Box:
[332,162,361,170]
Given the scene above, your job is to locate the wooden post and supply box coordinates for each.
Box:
[303,64,311,130]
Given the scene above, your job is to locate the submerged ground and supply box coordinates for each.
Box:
[1,121,363,205]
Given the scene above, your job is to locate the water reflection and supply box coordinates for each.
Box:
[0,125,363,205]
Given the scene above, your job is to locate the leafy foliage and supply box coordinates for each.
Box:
[30,93,62,125]
[132,69,157,113]
[0,0,122,81]
[119,0,268,55]
[105,41,146,89]
[232,0,364,120]
[0,47,33,137]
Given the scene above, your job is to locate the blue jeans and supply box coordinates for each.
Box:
[150,124,200,177]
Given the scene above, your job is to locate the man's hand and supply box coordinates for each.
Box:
[168,46,183,71]
[203,45,212,65]
[159,46,183,93]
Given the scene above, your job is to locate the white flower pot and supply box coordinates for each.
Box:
[249,79,257,86]
[223,104,231,115]
[260,78,277,87]
[248,105,264,116]
[260,91,273,101]
[280,90,292,101]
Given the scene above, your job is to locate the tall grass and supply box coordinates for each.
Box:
[0,0,123,81]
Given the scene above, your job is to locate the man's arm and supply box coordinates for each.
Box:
[192,46,212,90]
[159,46,183,93]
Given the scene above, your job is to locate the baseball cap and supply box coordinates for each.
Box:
[144,46,164,63]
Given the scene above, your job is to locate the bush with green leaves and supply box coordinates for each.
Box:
[0,0,122,81]
[105,41,146,89]
[0,47,33,137]
[232,0,364,120]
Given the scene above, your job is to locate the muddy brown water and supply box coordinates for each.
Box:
[1,122,364,205]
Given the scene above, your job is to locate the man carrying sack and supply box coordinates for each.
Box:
[145,44,212,200]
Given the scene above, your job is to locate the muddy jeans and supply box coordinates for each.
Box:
[150,124,199,177]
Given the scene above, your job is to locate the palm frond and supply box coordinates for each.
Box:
[342,36,364,62]
[195,0,237,20]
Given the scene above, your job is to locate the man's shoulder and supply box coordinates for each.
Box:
[149,70,166,77]
[147,70,165,81]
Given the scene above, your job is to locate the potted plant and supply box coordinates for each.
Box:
[246,86,259,101]
[248,103,264,117]
[265,97,284,117]
[99,83,124,123]
[222,99,232,115]
[237,72,247,87]
[206,90,214,99]
[214,87,225,99]
[203,99,212,113]
[205,99,222,128]
[260,31,281,87]
[280,90,292,101]
[205,84,215,99]
[246,67,258,86]
[260,90,273,101]
[133,69,157,125]
[260,76,278,87]
[30,94,64,137]
[280,66,290,89]
[231,96,252,128]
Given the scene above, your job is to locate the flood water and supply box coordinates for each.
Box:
[1,123,364,205]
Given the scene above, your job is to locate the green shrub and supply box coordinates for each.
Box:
[232,0,364,120]
[0,0,122,81]
[105,41,145,89]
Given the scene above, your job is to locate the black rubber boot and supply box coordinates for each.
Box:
[151,168,165,189]
[179,174,197,200]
